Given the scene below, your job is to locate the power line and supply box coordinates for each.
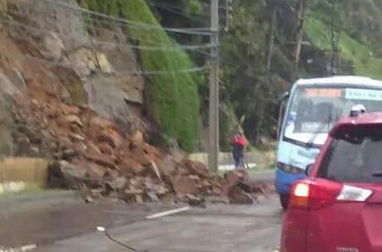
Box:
[36,0,213,36]
[148,1,192,13]
[0,18,211,76]
[148,1,209,17]
[37,54,211,75]
[19,52,210,76]
[126,66,210,75]
[0,18,215,53]
[92,40,216,52]
[81,11,212,32]
[7,4,197,35]
[145,1,209,24]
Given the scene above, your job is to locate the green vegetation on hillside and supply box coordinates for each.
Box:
[219,0,280,145]
[306,1,382,79]
[77,0,382,150]
[79,0,201,151]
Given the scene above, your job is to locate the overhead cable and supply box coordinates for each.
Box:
[35,55,211,76]
[92,40,216,52]
[37,0,214,36]
[145,0,209,23]
[0,18,215,53]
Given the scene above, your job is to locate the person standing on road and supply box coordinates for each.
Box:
[231,131,247,169]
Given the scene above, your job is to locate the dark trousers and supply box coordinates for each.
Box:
[233,155,244,168]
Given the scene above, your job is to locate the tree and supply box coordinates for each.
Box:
[220,0,281,145]
[325,0,344,74]
[293,0,309,77]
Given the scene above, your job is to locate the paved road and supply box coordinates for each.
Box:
[0,192,173,248]
[249,170,275,182]
[18,198,282,252]
[1,181,282,252]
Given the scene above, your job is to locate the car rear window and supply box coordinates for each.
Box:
[318,126,382,183]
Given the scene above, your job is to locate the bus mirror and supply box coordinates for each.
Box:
[277,94,289,140]
[280,92,289,101]
[306,164,314,176]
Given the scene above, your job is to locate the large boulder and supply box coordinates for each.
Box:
[171,175,200,195]
[84,74,135,130]
[92,28,144,105]
[39,31,65,61]
[227,185,254,205]
[48,161,88,188]
[14,0,89,51]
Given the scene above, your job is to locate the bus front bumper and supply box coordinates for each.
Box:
[275,169,306,195]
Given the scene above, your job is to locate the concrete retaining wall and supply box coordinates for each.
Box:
[188,151,275,166]
[0,158,49,186]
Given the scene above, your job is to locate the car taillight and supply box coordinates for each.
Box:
[290,183,310,207]
[290,180,373,209]
[290,179,342,209]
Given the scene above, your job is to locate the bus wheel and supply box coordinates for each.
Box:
[279,194,289,210]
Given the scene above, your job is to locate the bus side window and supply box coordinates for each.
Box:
[277,99,288,141]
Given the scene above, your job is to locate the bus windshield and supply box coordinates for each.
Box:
[284,86,382,146]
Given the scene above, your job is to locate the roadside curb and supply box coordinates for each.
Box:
[0,190,78,213]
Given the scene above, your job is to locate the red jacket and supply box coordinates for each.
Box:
[232,135,247,147]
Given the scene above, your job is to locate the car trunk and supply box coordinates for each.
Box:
[307,183,382,252]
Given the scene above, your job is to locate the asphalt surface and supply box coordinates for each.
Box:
[0,192,282,252]
[249,170,275,182]
[0,169,281,252]
[0,192,175,248]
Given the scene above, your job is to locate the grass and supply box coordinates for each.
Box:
[122,0,201,152]
[81,0,201,152]
[305,17,382,79]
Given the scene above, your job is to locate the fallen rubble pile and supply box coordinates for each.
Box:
[11,97,192,202]
[12,96,271,205]
[223,169,274,204]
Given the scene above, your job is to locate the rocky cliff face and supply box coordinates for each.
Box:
[0,0,150,156]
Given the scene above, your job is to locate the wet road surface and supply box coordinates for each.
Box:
[1,192,282,252]
[0,191,172,248]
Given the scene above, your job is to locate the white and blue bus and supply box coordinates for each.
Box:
[275,76,382,209]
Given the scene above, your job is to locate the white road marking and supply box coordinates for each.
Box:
[20,245,37,252]
[0,244,37,252]
[146,206,191,220]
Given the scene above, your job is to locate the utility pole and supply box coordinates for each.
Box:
[293,0,308,79]
[266,5,278,71]
[208,0,219,173]
[224,0,232,32]
[327,0,341,75]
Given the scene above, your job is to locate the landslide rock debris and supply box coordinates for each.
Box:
[11,95,242,203]
[14,96,271,204]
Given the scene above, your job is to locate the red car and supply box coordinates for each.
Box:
[281,110,382,252]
